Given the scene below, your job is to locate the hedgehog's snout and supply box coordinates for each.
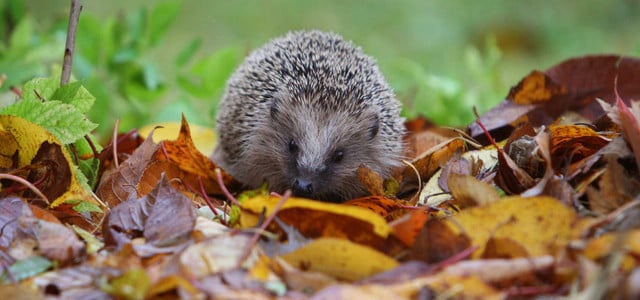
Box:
[292,178,314,197]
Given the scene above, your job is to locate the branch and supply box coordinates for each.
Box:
[61,0,82,86]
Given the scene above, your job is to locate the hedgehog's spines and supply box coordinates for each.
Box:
[214,30,405,202]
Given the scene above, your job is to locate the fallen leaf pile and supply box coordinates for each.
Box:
[2,54,640,299]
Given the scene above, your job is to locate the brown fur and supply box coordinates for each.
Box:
[214,31,405,202]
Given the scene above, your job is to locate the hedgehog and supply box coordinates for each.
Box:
[213,30,405,202]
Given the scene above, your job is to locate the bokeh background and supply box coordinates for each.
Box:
[4,0,640,139]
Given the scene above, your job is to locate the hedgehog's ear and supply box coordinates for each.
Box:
[368,115,379,140]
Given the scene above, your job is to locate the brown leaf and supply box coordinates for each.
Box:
[482,237,529,259]
[448,173,500,208]
[469,55,640,141]
[102,175,196,255]
[1,196,85,266]
[404,124,459,160]
[408,218,471,263]
[400,138,466,201]
[586,155,640,215]
[495,144,536,195]
[18,217,86,266]
[0,196,31,250]
[24,142,71,202]
[437,150,470,193]
[549,124,612,170]
[98,115,239,208]
[96,129,160,207]
[145,115,238,196]
[356,165,385,196]
[602,90,640,170]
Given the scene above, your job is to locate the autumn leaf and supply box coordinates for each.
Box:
[281,238,399,281]
[0,116,101,211]
[444,196,581,258]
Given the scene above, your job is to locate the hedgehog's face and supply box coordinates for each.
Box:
[268,99,381,202]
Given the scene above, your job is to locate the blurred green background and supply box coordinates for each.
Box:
[2,0,639,139]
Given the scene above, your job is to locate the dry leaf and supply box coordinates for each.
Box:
[445,196,580,258]
[409,218,471,263]
[239,195,404,255]
[280,237,399,281]
[469,55,640,141]
[102,175,196,255]
[448,173,500,208]
[0,116,100,209]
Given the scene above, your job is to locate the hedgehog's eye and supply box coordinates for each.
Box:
[288,139,298,154]
[332,149,344,163]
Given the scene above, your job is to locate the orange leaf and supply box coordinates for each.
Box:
[344,196,403,219]
[389,210,429,246]
[239,195,405,255]
[508,70,567,105]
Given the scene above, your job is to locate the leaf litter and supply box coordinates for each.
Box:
[2,55,640,299]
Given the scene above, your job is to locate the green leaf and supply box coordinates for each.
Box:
[175,38,202,67]
[76,155,100,189]
[148,0,182,46]
[0,0,26,43]
[73,135,102,190]
[177,47,240,99]
[67,198,103,214]
[8,16,33,52]
[102,268,150,300]
[76,14,117,66]
[0,98,98,144]
[71,225,104,254]
[52,81,96,114]
[1,256,52,283]
[126,9,147,48]
[22,76,58,102]
[142,62,161,90]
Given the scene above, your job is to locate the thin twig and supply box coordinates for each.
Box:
[0,173,50,205]
[237,190,291,267]
[112,119,120,169]
[83,134,99,158]
[61,0,82,86]
[215,168,240,206]
[197,177,220,217]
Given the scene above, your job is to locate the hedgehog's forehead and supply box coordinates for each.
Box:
[280,102,370,146]
[270,88,375,136]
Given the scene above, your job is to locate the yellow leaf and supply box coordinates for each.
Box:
[147,275,200,298]
[445,196,579,258]
[0,116,99,208]
[139,121,217,155]
[280,237,398,281]
[582,230,640,271]
[239,195,395,252]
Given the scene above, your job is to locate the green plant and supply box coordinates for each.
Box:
[1,0,242,141]
[388,36,504,126]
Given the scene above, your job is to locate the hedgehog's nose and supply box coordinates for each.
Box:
[292,179,313,197]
